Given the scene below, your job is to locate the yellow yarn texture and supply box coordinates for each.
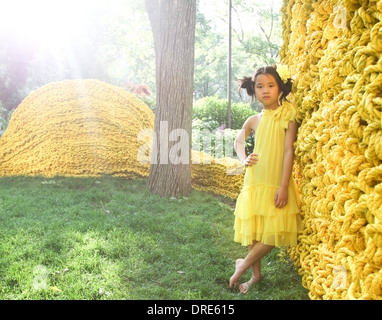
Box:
[280,0,382,299]
[190,150,244,198]
[0,79,154,178]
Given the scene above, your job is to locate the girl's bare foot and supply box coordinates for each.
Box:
[239,275,262,294]
[229,259,245,287]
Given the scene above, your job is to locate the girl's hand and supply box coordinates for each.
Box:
[243,153,258,166]
[274,186,288,208]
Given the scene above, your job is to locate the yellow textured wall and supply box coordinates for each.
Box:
[280,0,382,299]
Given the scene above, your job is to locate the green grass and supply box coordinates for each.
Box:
[0,176,309,300]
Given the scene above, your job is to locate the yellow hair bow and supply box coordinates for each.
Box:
[276,64,291,83]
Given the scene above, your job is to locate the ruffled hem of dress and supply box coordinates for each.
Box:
[233,212,302,247]
[233,183,301,247]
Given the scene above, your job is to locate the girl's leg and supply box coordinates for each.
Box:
[249,242,262,279]
[238,243,262,294]
[229,241,274,287]
[230,243,260,288]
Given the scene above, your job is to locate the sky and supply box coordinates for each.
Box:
[0,0,105,51]
[199,0,284,34]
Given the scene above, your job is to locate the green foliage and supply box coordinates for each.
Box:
[192,124,239,158]
[194,13,227,100]
[192,96,256,157]
[193,95,255,130]
[0,102,13,136]
[191,123,254,158]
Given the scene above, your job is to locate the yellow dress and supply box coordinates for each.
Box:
[233,101,301,247]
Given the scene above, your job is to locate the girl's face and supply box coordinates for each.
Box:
[254,74,281,109]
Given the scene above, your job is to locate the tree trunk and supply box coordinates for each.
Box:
[145,0,196,197]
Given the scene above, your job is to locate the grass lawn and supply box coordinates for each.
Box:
[0,176,309,300]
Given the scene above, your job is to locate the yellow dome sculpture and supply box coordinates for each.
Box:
[0,79,155,178]
[0,79,243,197]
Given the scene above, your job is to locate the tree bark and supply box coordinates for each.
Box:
[145,0,196,197]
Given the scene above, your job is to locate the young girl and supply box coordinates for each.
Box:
[229,65,301,294]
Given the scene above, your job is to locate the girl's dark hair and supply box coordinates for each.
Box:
[237,64,293,104]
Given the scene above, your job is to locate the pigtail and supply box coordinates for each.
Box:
[271,64,293,103]
[237,76,255,102]
[278,78,293,103]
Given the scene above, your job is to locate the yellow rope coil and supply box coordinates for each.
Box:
[280,0,382,299]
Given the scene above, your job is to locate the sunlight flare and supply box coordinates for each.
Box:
[0,0,102,50]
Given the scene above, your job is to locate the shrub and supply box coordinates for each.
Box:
[192,123,254,159]
[192,96,255,157]
[193,95,256,130]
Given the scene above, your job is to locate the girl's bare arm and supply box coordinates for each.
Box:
[234,115,260,166]
[274,121,298,208]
